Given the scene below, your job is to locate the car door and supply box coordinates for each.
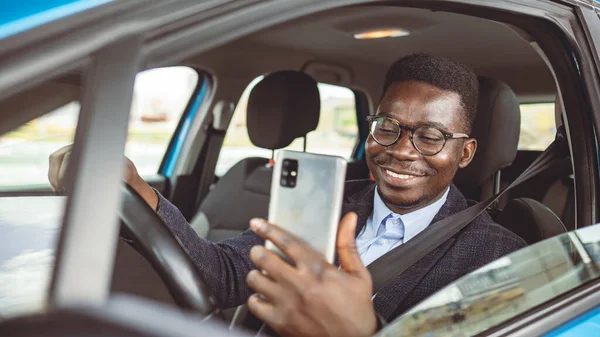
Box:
[375,223,600,337]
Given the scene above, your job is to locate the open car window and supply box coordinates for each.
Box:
[0,67,198,190]
[518,102,556,151]
[376,225,600,337]
[0,67,199,318]
[0,102,80,188]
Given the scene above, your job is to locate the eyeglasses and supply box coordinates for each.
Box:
[367,116,470,156]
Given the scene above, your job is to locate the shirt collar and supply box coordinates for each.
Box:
[371,186,450,242]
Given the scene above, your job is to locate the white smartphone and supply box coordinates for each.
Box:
[266,150,347,264]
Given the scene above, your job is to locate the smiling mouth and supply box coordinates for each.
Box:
[384,169,425,180]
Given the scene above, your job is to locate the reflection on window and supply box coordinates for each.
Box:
[519,103,556,151]
[377,228,600,337]
[216,78,358,176]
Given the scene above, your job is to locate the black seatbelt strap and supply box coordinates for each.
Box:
[367,137,568,295]
[170,125,225,220]
[194,126,226,211]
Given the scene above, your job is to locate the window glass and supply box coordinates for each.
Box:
[0,77,79,320]
[518,103,556,151]
[215,77,358,176]
[0,67,199,319]
[0,102,80,187]
[377,226,600,337]
[0,67,198,188]
[0,197,62,319]
[127,66,199,176]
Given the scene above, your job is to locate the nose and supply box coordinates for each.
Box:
[385,130,421,161]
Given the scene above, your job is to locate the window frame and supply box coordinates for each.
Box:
[158,68,207,178]
[352,89,371,160]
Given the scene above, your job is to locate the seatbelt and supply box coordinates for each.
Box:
[169,126,226,220]
[170,101,233,220]
[194,126,226,210]
[367,136,569,295]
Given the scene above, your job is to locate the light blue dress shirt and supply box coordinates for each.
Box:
[356,187,450,266]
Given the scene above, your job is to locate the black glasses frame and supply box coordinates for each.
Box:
[366,116,470,156]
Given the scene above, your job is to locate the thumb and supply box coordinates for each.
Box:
[48,145,72,192]
[336,212,367,277]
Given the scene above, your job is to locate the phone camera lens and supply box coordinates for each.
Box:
[288,180,296,187]
[282,169,289,176]
[280,177,288,187]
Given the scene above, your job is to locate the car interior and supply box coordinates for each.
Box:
[110,3,578,325]
[170,6,572,243]
[1,1,599,336]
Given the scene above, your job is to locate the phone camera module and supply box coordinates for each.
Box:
[280,159,298,188]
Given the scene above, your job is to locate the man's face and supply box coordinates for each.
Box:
[366,81,477,214]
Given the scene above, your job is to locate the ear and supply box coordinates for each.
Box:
[458,138,477,169]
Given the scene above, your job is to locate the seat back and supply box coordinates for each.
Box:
[496,198,567,244]
[496,94,574,240]
[190,71,321,240]
[463,84,569,243]
[454,77,521,202]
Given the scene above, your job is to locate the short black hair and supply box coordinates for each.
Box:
[381,53,479,132]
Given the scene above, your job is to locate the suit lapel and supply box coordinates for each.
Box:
[336,182,470,319]
[372,185,468,319]
[340,180,376,236]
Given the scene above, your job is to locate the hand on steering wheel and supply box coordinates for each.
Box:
[49,145,219,317]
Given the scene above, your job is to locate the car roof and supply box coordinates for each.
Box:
[0,0,115,40]
[187,5,553,102]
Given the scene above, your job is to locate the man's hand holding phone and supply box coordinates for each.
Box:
[246,214,378,337]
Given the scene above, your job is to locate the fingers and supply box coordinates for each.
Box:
[250,218,319,266]
[123,156,140,186]
[249,245,296,282]
[247,293,276,324]
[246,269,283,302]
[48,145,72,192]
[336,213,367,277]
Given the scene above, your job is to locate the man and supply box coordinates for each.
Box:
[49,54,526,336]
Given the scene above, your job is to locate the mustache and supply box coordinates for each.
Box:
[372,157,437,176]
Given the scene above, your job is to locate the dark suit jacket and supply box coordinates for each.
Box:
[341,180,526,320]
[157,180,526,322]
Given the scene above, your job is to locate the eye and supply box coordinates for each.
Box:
[416,128,445,143]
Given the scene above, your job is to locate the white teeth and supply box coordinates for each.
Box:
[385,170,417,179]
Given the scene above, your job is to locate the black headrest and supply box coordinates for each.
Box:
[247,71,320,150]
[454,77,520,189]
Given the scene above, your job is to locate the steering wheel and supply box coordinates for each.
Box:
[118,183,219,317]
